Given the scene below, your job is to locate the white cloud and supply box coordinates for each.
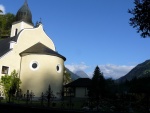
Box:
[98,64,135,79]
[65,62,90,72]
[65,62,135,80]
[0,4,5,14]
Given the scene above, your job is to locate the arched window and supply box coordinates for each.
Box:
[15,29,18,36]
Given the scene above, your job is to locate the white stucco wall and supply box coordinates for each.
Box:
[11,21,34,37]
[0,24,56,78]
[0,22,65,99]
[0,50,21,76]
[75,87,89,98]
[20,54,64,98]
[15,24,56,52]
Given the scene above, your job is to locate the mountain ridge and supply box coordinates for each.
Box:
[65,68,80,81]
[74,70,89,78]
[65,68,90,81]
[116,59,150,83]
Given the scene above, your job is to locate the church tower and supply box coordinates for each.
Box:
[16,0,33,25]
[10,0,34,37]
[0,0,66,100]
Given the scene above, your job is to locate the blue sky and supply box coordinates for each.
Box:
[0,0,150,79]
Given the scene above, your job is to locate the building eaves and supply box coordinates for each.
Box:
[12,20,34,27]
[64,78,91,88]
[19,42,66,61]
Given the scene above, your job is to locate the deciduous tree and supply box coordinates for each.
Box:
[63,67,71,85]
[0,70,21,101]
[0,10,3,13]
[0,13,15,38]
[128,0,150,38]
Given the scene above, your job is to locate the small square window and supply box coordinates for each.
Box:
[1,66,9,74]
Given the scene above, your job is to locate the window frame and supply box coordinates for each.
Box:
[56,64,62,73]
[1,66,9,74]
[30,61,39,71]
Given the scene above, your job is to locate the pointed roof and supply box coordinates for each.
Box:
[20,42,66,61]
[16,0,33,25]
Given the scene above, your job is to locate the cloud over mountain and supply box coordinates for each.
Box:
[98,64,135,79]
[65,62,90,72]
[65,62,135,80]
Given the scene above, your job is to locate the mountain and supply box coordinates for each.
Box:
[116,59,150,83]
[65,68,80,81]
[75,70,89,78]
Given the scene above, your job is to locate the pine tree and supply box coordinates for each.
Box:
[45,84,54,107]
[88,66,106,108]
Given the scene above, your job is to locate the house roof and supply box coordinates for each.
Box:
[0,38,11,57]
[19,42,66,61]
[64,78,91,87]
[0,35,20,57]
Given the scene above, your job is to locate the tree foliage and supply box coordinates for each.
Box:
[89,66,106,101]
[0,13,15,38]
[63,67,71,85]
[0,10,3,13]
[45,84,55,107]
[0,70,21,99]
[128,0,150,38]
[129,76,150,94]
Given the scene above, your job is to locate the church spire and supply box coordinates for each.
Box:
[25,0,28,5]
[15,0,33,25]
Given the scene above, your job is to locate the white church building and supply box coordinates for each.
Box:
[0,1,66,99]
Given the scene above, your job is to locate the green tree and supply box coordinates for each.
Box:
[128,0,150,38]
[63,67,71,85]
[39,92,45,106]
[0,10,3,13]
[45,84,54,107]
[88,66,106,108]
[128,75,150,112]
[0,13,15,38]
[105,78,117,97]
[0,70,21,101]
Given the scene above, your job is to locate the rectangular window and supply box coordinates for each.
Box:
[1,66,9,74]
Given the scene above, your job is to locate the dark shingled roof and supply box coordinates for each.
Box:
[20,42,66,61]
[0,35,19,57]
[64,78,91,87]
[0,38,12,57]
[16,0,33,25]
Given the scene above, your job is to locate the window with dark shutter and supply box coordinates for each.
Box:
[1,66,9,74]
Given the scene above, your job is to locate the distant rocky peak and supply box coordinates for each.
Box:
[75,70,89,78]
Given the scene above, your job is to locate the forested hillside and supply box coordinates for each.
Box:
[0,13,15,38]
[116,59,150,83]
